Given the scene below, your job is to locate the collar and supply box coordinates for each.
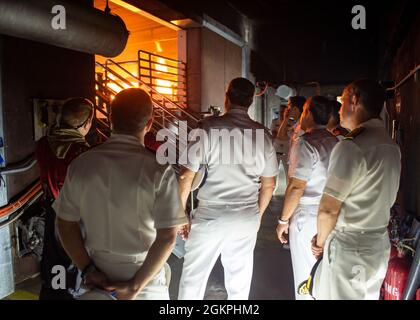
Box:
[308,125,327,132]
[226,108,249,115]
[109,133,145,146]
[359,118,384,129]
[47,127,88,159]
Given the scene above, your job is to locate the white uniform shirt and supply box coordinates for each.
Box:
[183,108,279,205]
[53,134,187,256]
[323,119,401,230]
[288,128,338,205]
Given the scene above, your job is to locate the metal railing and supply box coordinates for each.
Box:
[94,55,202,213]
[94,58,200,170]
[98,59,198,125]
[138,50,188,109]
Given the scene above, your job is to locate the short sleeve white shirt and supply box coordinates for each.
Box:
[288,129,338,205]
[182,109,279,205]
[53,134,187,256]
[323,119,401,230]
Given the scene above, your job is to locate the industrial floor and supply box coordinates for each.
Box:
[6,196,295,300]
[167,196,294,300]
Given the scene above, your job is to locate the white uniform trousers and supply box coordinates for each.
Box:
[273,153,288,196]
[178,205,261,300]
[289,204,318,300]
[88,251,170,300]
[312,229,391,300]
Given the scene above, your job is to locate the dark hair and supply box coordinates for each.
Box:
[289,96,306,113]
[329,100,342,122]
[226,78,255,108]
[61,98,93,129]
[346,79,385,117]
[306,96,333,125]
[111,88,153,135]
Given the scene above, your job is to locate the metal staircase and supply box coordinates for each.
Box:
[94,51,201,173]
[95,52,201,257]
[138,50,188,109]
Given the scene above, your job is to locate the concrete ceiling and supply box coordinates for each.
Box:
[114,0,417,84]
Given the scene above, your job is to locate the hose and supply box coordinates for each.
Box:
[403,240,420,300]
[0,158,37,175]
[386,64,420,91]
[0,181,43,220]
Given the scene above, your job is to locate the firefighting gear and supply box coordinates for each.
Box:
[47,127,89,159]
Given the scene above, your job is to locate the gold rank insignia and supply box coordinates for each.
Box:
[297,257,323,298]
[344,126,366,140]
[297,276,312,295]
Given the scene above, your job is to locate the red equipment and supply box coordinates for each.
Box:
[383,249,412,300]
[389,245,398,259]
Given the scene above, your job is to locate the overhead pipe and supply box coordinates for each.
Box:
[0,0,129,57]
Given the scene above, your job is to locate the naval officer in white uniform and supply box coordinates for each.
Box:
[54,89,188,300]
[276,96,338,300]
[177,78,279,300]
[311,80,401,300]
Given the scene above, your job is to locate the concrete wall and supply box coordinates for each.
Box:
[187,27,242,113]
[387,13,420,218]
[0,35,94,205]
[186,28,202,114]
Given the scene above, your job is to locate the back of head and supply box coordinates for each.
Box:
[111,88,153,135]
[345,79,385,117]
[289,96,307,113]
[226,78,255,108]
[307,95,333,125]
[61,98,93,129]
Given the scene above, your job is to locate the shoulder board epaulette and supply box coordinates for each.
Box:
[73,143,90,157]
[344,127,365,141]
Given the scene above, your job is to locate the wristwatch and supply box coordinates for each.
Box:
[278,218,289,225]
[81,262,98,281]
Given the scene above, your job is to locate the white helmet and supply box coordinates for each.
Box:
[275,85,297,100]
